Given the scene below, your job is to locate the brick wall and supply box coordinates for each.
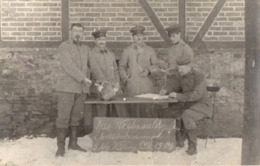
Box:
[1,0,61,41]
[186,0,245,41]
[69,0,178,41]
[1,0,245,42]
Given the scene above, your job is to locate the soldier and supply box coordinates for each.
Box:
[88,28,129,117]
[159,24,194,149]
[160,54,212,155]
[54,23,92,157]
[160,24,194,93]
[119,25,158,117]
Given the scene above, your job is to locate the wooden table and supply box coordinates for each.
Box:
[85,95,179,117]
[85,95,178,104]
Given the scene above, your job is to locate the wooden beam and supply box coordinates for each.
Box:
[0,0,2,40]
[138,0,171,45]
[191,0,227,47]
[179,0,186,40]
[61,0,69,42]
[0,41,61,48]
[0,41,245,49]
[242,0,260,165]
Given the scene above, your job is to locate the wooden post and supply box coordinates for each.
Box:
[61,0,69,42]
[242,0,260,164]
[179,0,186,40]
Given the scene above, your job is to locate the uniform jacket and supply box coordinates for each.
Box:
[175,69,212,118]
[166,39,193,70]
[162,39,194,93]
[89,46,120,89]
[119,43,158,96]
[54,40,90,93]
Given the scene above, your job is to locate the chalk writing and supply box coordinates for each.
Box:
[90,117,176,152]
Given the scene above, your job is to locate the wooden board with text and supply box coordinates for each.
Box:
[89,117,176,152]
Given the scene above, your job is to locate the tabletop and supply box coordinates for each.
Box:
[85,95,178,104]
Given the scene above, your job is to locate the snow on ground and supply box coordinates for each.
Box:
[0,136,241,165]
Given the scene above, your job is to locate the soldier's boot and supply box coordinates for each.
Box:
[176,130,185,148]
[175,119,185,148]
[68,126,87,152]
[84,125,93,135]
[186,129,197,155]
[55,128,67,157]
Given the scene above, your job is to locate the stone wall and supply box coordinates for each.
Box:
[0,48,58,138]
[0,47,244,138]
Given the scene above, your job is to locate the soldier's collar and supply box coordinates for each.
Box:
[70,40,82,46]
[132,42,146,49]
[173,39,183,46]
[95,46,108,54]
[182,68,195,78]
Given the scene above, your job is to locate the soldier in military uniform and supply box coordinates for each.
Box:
[159,54,212,155]
[119,25,159,117]
[54,23,92,157]
[160,24,194,93]
[159,24,194,150]
[88,28,129,118]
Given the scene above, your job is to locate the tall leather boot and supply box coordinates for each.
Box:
[175,119,185,148]
[68,126,87,152]
[55,128,67,157]
[186,129,197,155]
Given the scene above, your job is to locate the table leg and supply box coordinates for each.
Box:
[136,104,140,118]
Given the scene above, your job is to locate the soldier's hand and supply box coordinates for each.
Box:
[159,89,167,96]
[140,69,149,77]
[169,92,177,98]
[84,78,92,86]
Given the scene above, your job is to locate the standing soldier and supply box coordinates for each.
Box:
[161,24,194,93]
[54,23,92,157]
[88,28,129,117]
[159,24,194,149]
[119,25,158,117]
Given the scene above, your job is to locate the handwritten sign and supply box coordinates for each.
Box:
[89,117,176,152]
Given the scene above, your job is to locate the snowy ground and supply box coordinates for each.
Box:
[0,136,241,165]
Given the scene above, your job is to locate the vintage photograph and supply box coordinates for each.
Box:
[0,0,259,165]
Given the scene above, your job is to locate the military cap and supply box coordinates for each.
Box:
[165,24,181,35]
[91,28,107,38]
[176,55,192,65]
[130,25,145,35]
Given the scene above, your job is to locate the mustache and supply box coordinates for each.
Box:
[75,35,81,41]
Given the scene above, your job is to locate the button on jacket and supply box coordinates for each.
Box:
[54,41,90,93]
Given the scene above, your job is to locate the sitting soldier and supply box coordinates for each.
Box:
[159,54,212,155]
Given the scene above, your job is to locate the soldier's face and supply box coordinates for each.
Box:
[170,32,181,44]
[133,34,144,45]
[178,64,191,76]
[95,37,107,48]
[70,26,84,42]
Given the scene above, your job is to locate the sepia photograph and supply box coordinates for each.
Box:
[0,0,259,165]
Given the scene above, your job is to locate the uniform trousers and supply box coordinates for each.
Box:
[158,104,206,130]
[56,92,86,128]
